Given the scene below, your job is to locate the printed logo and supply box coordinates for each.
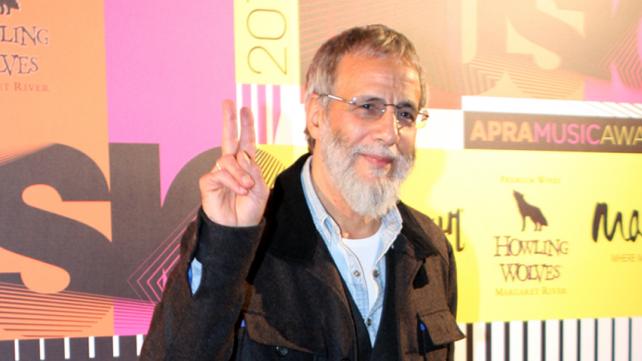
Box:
[494,190,568,296]
[0,1,50,91]
[434,209,464,252]
[0,0,19,15]
[592,203,641,242]
[465,112,642,153]
[514,190,548,231]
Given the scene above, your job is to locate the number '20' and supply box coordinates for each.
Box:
[246,9,287,76]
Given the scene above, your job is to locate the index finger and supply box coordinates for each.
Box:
[221,100,238,155]
[239,107,257,158]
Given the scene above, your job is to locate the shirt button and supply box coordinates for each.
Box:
[366,318,372,326]
[373,269,380,278]
[275,346,289,356]
[352,270,361,278]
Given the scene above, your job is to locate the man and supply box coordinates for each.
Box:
[141,24,463,361]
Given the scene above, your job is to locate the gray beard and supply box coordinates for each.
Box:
[318,123,415,218]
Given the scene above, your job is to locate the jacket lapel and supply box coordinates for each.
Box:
[389,203,454,356]
[262,153,354,321]
[263,157,339,260]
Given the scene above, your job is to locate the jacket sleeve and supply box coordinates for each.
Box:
[446,239,459,361]
[139,209,265,361]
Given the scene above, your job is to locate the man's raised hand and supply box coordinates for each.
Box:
[199,100,269,227]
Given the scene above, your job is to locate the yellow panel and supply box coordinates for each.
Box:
[401,149,642,322]
[234,0,300,85]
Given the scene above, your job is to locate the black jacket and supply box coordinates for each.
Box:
[140,154,464,360]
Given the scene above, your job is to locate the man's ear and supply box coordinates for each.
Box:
[305,94,323,141]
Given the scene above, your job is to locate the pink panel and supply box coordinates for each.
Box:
[113,298,156,335]
[584,64,642,102]
[584,20,642,102]
[105,0,235,200]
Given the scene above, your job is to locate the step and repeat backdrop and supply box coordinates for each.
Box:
[1,0,641,359]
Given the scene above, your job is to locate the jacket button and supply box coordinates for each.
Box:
[275,346,289,356]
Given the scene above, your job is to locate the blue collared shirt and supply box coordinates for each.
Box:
[300,156,402,345]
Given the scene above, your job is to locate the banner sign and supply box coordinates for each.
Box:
[1,0,641,347]
[465,112,642,153]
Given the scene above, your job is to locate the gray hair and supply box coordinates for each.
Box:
[304,24,426,151]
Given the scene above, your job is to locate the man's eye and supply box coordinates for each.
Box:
[359,102,375,110]
[397,109,416,120]
[354,102,383,119]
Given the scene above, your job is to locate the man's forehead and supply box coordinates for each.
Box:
[336,52,415,73]
[334,53,421,100]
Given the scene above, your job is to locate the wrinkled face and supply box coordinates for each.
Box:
[309,53,422,217]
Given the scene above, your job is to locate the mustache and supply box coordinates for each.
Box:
[350,144,415,164]
[351,144,400,159]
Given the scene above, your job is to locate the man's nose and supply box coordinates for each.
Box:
[373,106,400,144]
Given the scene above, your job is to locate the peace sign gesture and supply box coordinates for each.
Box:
[199,100,269,227]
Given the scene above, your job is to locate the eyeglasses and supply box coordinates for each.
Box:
[318,93,429,129]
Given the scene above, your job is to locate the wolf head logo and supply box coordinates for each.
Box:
[513,190,548,231]
[0,0,19,15]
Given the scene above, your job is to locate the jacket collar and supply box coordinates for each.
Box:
[264,153,438,263]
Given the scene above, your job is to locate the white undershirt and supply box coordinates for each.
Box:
[342,226,383,312]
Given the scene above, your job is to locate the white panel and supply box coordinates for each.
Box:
[614,318,629,361]
[580,318,596,361]
[527,320,542,361]
[236,83,244,118]
[473,322,486,361]
[545,320,560,361]
[273,84,306,146]
[39,338,45,360]
[462,96,623,117]
[415,109,464,149]
[632,317,642,361]
[63,337,70,360]
[250,84,259,144]
[587,102,625,117]
[88,336,95,359]
[509,321,524,361]
[454,323,467,361]
[603,101,642,118]
[236,82,245,138]
[136,334,144,356]
[266,85,274,144]
[14,339,19,361]
[612,102,642,117]
[597,318,613,361]
[462,96,642,118]
[491,322,505,361]
[112,335,120,358]
[562,319,578,361]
